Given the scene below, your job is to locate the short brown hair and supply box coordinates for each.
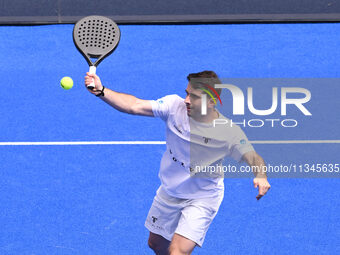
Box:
[187,70,222,96]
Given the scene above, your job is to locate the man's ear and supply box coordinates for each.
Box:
[207,97,216,108]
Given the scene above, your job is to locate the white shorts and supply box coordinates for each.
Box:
[144,186,224,247]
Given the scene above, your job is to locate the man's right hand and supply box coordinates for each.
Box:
[84,72,103,95]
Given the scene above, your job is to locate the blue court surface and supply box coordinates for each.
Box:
[0,23,339,254]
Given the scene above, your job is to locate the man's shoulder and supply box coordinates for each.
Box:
[155,94,183,105]
[166,94,184,101]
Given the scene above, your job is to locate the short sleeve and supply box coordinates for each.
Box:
[150,94,180,121]
[229,126,255,162]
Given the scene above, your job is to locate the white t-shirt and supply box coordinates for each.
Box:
[151,94,254,199]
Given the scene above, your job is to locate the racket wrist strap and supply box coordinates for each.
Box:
[96,86,105,97]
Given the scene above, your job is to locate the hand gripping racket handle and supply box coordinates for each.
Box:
[88,66,97,90]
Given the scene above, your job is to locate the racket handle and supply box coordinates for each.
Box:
[88,66,97,90]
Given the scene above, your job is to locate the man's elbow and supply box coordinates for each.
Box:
[129,99,142,115]
[129,104,138,115]
[244,151,264,166]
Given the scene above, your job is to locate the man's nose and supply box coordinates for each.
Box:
[184,95,190,104]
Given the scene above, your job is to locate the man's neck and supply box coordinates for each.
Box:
[191,109,219,123]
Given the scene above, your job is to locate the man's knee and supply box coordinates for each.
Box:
[168,243,185,255]
[148,232,170,253]
[148,237,162,251]
[169,244,191,255]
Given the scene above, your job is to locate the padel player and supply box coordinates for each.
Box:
[84,71,271,255]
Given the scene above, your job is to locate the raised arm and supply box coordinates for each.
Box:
[85,73,154,116]
[242,151,271,200]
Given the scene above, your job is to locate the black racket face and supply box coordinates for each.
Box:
[73,15,120,66]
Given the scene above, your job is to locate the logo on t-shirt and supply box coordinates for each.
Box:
[203,137,211,144]
[157,99,164,104]
[240,139,246,145]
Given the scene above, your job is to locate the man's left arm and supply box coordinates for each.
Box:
[242,151,271,200]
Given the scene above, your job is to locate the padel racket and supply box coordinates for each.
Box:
[73,15,120,89]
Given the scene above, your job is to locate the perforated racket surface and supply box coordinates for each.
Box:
[73,15,120,88]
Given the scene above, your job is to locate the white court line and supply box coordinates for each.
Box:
[0,141,166,146]
[0,140,339,146]
[250,140,340,144]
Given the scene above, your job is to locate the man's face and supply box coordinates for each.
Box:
[184,83,203,117]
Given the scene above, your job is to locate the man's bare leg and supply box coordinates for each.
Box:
[168,233,196,255]
[148,232,171,255]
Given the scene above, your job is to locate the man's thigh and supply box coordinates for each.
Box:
[174,193,224,247]
[145,187,185,241]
